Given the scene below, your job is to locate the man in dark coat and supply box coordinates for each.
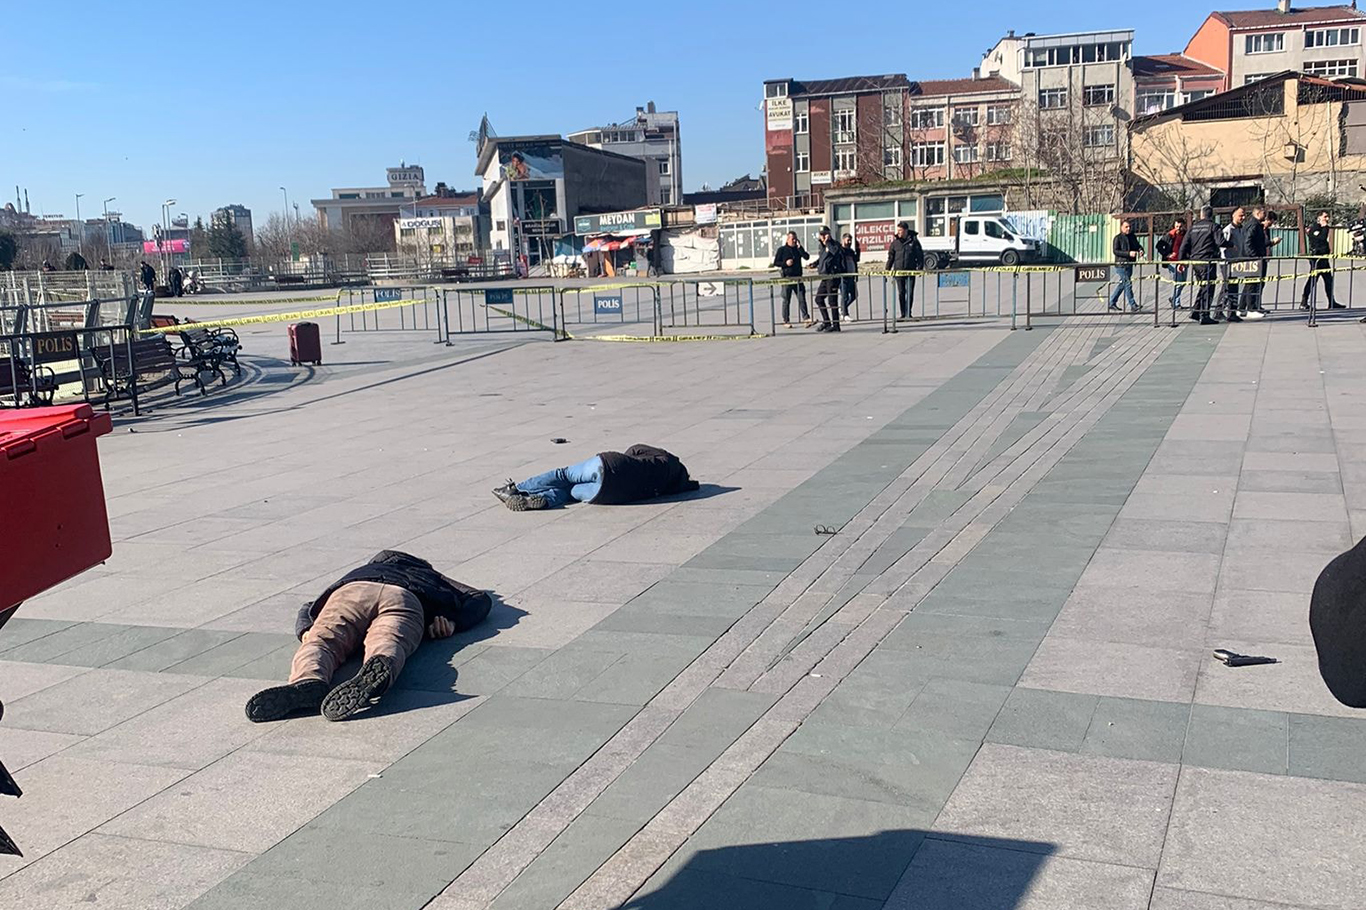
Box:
[1311,536,1366,708]
[1179,206,1222,326]
[1107,220,1143,312]
[772,231,811,327]
[885,222,923,320]
[494,444,699,511]
[813,225,843,332]
[1301,210,1344,310]
[244,551,491,722]
[839,233,860,321]
[138,261,156,292]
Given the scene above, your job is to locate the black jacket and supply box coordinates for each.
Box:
[1179,219,1221,263]
[1112,232,1141,265]
[773,243,809,278]
[1307,223,1333,257]
[596,444,699,505]
[885,233,923,271]
[815,237,843,276]
[1311,536,1366,708]
[1241,220,1268,258]
[840,243,860,277]
[295,550,491,639]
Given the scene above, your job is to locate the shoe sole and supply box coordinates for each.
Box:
[321,657,392,721]
[245,681,327,723]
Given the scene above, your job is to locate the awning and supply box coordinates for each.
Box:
[583,235,645,252]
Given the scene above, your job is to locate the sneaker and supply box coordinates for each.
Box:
[814,323,829,332]
[1243,310,1265,320]
[1108,303,1120,311]
[503,492,548,511]
[1330,302,1347,309]
[321,656,394,721]
[829,323,842,332]
[1189,311,1202,321]
[1199,317,1218,325]
[783,322,793,329]
[1301,302,1311,310]
[492,480,520,503]
[1226,313,1243,323]
[245,679,328,723]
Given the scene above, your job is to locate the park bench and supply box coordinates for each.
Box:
[93,335,193,402]
[0,358,58,407]
[177,328,241,377]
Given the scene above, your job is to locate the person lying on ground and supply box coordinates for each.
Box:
[1311,536,1366,709]
[245,550,491,722]
[493,444,699,511]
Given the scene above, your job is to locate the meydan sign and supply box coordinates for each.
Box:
[574,208,662,236]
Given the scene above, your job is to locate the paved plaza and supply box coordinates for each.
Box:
[3,296,1366,910]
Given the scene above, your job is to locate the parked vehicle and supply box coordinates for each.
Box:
[920,216,1042,270]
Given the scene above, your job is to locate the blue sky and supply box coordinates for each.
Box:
[2,0,1221,231]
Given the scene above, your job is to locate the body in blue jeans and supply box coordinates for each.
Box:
[1167,265,1187,307]
[516,456,604,508]
[1108,266,1137,310]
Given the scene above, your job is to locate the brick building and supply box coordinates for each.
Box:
[1185,2,1366,89]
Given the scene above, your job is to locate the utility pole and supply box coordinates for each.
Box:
[74,193,84,256]
[103,197,116,257]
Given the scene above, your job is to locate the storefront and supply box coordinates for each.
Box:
[830,199,918,253]
[575,208,663,277]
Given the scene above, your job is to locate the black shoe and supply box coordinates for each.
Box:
[1330,302,1347,309]
[1199,317,1218,325]
[492,480,520,503]
[245,679,328,723]
[321,655,394,722]
[1108,304,1120,311]
[1301,302,1311,310]
[503,492,548,511]
[1189,311,1202,321]
[1226,313,1243,323]
[829,323,841,332]
[814,323,829,332]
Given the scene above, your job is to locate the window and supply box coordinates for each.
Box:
[339,193,360,199]
[427,226,442,237]
[835,147,857,173]
[660,189,671,204]
[1307,27,1360,48]
[1244,73,1275,85]
[986,104,1013,125]
[1185,90,1214,103]
[963,220,979,236]
[910,142,945,167]
[1305,59,1359,77]
[766,83,788,98]
[794,109,809,134]
[795,150,810,172]
[365,191,384,198]
[884,146,902,169]
[1039,88,1068,110]
[834,109,857,144]
[1245,33,1284,54]
[909,108,944,129]
[985,142,1012,162]
[1083,125,1115,147]
[953,144,980,164]
[1024,42,1128,68]
[952,107,980,127]
[400,227,415,238]
[884,104,902,127]
[1137,91,1177,113]
[391,192,405,198]
[658,159,670,175]
[985,221,1007,239]
[1083,84,1116,107]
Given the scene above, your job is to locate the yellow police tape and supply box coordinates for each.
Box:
[568,332,765,343]
[169,293,344,307]
[139,296,423,334]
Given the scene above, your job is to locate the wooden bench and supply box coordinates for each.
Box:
[93,335,210,401]
[177,328,241,377]
[0,357,58,407]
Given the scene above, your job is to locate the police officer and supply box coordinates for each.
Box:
[1302,211,1345,310]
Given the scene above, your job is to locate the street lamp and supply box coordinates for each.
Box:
[103,197,115,256]
[74,193,84,256]
[279,186,290,222]
[161,198,177,275]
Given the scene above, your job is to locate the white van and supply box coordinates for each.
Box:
[920,216,1042,270]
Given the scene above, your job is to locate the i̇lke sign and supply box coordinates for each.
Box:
[30,331,79,364]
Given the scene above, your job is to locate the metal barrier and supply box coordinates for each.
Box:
[1,293,153,335]
[657,278,756,335]
[557,284,663,336]
[334,286,444,345]
[442,286,559,341]
[2,324,139,412]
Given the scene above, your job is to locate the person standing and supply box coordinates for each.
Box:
[138,260,156,292]
[885,222,923,320]
[1302,210,1345,311]
[1179,206,1222,326]
[839,233,860,321]
[1161,217,1188,309]
[773,231,811,328]
[168,265,184,298]
[1108,220,1143,312]
[1237,206,1270,319]
[813,226,843,332]
[1219,208,1246,323]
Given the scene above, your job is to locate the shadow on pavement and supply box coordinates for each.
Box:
[622,832,1057,909]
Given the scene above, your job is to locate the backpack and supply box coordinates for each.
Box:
[1155,236,1172,258]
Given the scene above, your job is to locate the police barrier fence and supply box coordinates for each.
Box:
[335,286,443,345]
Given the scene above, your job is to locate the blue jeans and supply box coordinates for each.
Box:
[1167,265,1187,307]
[517,456,604,508]
[1109,266,1137,310]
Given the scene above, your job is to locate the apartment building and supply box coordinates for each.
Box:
[1131,54,1226,114]
[567,103,682,206]
[1185,2,1366,88]
[904,76,1022,181]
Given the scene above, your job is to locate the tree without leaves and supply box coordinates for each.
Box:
[0,232,15,270]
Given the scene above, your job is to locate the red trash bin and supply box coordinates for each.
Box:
[0,404,114,620]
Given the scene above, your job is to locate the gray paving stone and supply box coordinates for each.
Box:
[163,632,300,676]
[986,688,1099,753]
[248,825,481,893]
[590,605,738,638]
[0,617,75,650]
[585,744,715,822]
[880,612,1049,686]
[1288,713,1366,784]
[807,650,927,728]
[1147,886,1320,910]
[934,743,1177,868]
[489,814,641,910]
[1101,518,1228,555]
[1080,697,1190,764]
[1157,767,1366,909]
[896,678,1012,740]
[886,837,1155,910]
[1181,704,1288,776]
[683,786,927,900]
[4,667,207,736]
[500,647,625,699]
[184,871,433,910]
[102,628,247,672]
[573,650,697,705]
[630,865,881,910]
[1,622,135,663]
[225,642,300,680]
[403,644,551,695]
[653,687,775,752]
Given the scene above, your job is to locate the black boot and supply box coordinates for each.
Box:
[492,480,521,504]
[245,679,328,723]
[503,492,549,511]
[321,655,395,721]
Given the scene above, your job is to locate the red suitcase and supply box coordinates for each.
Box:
[288,322,322,365]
